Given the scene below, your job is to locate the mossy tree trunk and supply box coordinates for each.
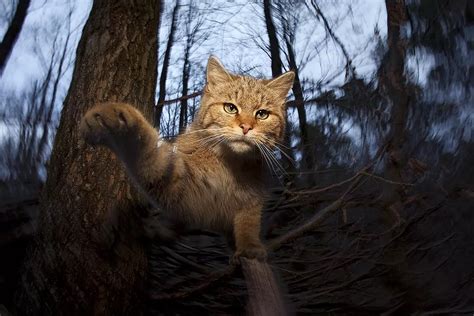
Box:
[16,0,160,314]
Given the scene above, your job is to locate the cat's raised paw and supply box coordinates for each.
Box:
[80,102,142,145]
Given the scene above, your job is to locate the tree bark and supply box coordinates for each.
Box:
[16,0,160,314]
[155,0,180,128]
[0,0,31,76]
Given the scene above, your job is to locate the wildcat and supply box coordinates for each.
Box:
[80,56,294,261]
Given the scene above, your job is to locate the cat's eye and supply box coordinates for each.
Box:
[255,109,269,120]
[223,103,238,114]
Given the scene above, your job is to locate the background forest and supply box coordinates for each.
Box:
[0,0,473,314]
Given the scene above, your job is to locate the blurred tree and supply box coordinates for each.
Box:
[0,0,31,75]
[155,0,180,128]
[16,0,161,314]
[263,0,283,77]
[277,0,313,178]
[262,0,296,181]
[0,5,74,190]
[178,0,208,133]
[308,0,355,79]
[378,0,411,222]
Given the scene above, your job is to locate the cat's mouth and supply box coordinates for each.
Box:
[226,135,256,153]
[233,135,254,143]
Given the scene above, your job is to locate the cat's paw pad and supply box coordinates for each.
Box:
[80,103,141,145]
[231,243,267,264]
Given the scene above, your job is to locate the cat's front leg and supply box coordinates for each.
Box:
[232,208,267,263]
[80,102,158,165]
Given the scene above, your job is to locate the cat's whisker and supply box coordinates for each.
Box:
[258,136,296,162]
[199,135,225,148]
[268,144,296,164]
[254,139,287,176]
[180,128,236,148]
[253,141,276,174]
[181,127,227,135]
[258,141,287,176]
[266,149,287,177]
[259,134,292,150]
[257,135,296,164]
[185,133,224,146]
[265,152,286,176]
[197,134,222,143]
[210,136,228,149]
[204,133,233,151]
[204,134,225,146]
[161,127,227,139]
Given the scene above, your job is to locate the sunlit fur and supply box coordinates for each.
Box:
[80,56,294,261]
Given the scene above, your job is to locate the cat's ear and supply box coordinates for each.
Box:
[266,71,295,100]
[206,56,233,89]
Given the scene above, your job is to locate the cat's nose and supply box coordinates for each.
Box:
[239,123,253,135]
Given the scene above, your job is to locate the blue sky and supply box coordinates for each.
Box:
[1,0,387,96]
[1,0,471,177]
[0,0,389,172]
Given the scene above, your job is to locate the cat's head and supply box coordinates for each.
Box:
[197,56,294,154]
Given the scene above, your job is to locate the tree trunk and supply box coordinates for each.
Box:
[284,37,313,178]
[179,44,190,133]
[16,0,160,314]
[379,2,420,312]
[0,0,31,75]
[379,0,410,220]
[155,0,180,128]
[263,0,283,78]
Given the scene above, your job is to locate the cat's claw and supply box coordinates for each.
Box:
[80,103,141,146]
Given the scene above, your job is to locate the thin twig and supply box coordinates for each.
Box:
[267,175,362,252]
[267,144,388,251]
[360,171,415,186]
[156,91,201,106]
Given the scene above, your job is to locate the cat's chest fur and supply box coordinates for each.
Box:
[156,139,266,233]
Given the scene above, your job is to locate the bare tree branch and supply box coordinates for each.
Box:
[307,0,356,79]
